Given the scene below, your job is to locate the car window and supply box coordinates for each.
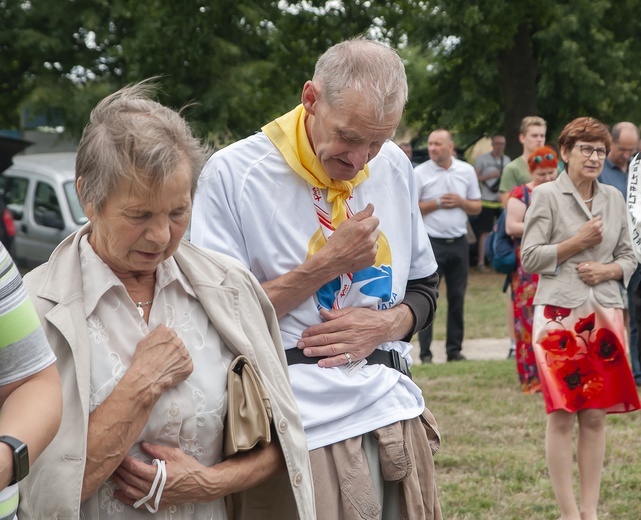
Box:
[2,177,29,220]
[63,181,88,225]
[3,177,28,205]
[34,182,63,227]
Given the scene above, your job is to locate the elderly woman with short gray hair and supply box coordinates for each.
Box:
[19,82,315,520]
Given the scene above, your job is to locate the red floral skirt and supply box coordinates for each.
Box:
[532,296,641,414]
[510,260,541,394]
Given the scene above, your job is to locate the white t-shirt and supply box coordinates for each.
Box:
[415,157,481,238]
[191,134,438,450]
[78,236,232,519]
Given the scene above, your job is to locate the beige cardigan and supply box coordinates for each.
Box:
[521,171,637,308]
[18,224,315,519]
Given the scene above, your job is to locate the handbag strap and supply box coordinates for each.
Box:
[502,184,531,294]
[132,459,167,513]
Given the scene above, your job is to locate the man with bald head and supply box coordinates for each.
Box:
[414,129,481,363]
[601,122,639,191]
[599,121,641,385]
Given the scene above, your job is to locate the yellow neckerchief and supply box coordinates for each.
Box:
[262,104,369,227]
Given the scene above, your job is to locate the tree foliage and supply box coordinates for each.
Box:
[4,0,641,153]
[0,0,110,130]
[400,0,641,157]
[1,0,406,143]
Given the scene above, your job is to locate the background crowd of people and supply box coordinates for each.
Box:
[410,114,641,520]
[2,36,641,520]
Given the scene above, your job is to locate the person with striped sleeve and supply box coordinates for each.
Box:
[0,243,62,518]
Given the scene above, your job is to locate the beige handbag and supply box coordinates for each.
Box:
[224,355,273,457]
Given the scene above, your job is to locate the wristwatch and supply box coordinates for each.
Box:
[436,198,442,209]
[0,436,29,485]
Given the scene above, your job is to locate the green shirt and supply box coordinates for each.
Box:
[499,156,530,194]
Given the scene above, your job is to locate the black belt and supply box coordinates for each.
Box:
[285,348,412,378]
[429,235,466,244]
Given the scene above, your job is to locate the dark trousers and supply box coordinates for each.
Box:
[628,265,641,381]
[419,236,468,359]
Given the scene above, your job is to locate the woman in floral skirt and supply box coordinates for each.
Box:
[521,117,640,520]
[505,146,558,393]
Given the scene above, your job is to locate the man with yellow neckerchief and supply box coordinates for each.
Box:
[191,38,441,519]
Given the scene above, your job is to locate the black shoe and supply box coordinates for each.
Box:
[447,353,466,362]
[507,347,515,359]
[420,355,433,364]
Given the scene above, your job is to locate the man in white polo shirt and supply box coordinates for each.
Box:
[415,129,482,363]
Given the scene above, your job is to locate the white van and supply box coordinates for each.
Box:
[0,152,87,267]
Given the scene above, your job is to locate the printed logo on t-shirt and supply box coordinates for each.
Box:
[310,230,397,310]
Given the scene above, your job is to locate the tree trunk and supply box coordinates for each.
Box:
[497,23,539,160]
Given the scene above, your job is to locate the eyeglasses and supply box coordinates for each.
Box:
[575,144,607,160]
[532,153,554,163]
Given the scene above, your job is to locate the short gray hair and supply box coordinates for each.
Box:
[76,79,211,214]
[312,38,407,122]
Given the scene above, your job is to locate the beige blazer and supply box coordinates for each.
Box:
[19,224,315,520]
[521,171,637,308]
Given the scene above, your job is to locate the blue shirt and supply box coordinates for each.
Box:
[599,157,628,200]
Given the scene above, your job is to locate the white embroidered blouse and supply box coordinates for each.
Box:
[78,236,234,519]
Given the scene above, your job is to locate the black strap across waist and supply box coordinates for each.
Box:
[285,347,411,379]
[428,235,466,243]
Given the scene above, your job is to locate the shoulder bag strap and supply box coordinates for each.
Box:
[522,184,531,207]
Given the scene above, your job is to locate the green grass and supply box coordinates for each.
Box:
[432,268,511,340]
[419,266,641,517]
[415,360,641,519]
